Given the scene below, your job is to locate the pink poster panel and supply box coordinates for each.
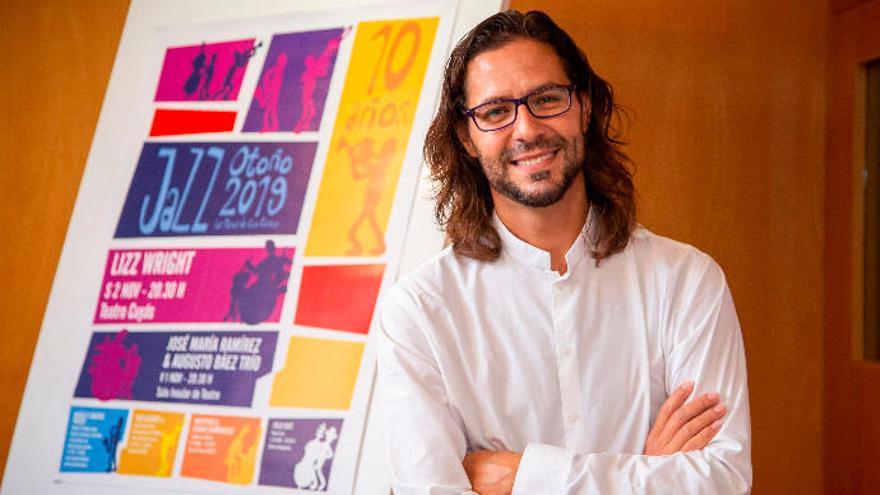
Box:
[154,39,262,102]
[94,243,292,325]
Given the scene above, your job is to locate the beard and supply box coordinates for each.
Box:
[478,133,585,208]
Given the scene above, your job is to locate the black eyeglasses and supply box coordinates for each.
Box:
[463,84,575,132]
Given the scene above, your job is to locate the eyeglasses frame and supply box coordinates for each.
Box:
[462,83,577,132]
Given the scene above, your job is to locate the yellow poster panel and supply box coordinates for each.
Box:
[117,410,185,477]
[305,18,439,256]
[270,336,365,410]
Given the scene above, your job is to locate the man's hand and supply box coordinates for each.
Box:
[462,450,521,495]
[644,381,727,455]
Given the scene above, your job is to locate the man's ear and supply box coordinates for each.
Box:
[456,122,479,158]
[578,91,591,130]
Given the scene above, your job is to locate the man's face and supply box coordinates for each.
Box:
[458,38,590,208]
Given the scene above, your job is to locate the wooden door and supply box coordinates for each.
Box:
[825,1,880,492]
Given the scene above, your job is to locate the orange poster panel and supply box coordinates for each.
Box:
[305,18,439,256]
[294,264,385,334]
[180,414,261,485]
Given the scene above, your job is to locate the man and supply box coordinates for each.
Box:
[378,10,750,494]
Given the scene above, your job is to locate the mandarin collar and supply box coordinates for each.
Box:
[494,206,595,277]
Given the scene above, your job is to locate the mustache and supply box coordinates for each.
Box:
[500,135,566,162]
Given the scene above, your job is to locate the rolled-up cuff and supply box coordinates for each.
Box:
[511,442,573,495]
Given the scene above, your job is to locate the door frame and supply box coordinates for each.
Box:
[825,1,880,492]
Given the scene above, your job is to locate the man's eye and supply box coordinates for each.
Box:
[534,94,562,105]
[478,105,511,121]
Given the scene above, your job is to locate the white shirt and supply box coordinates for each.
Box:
[377,213,751,494]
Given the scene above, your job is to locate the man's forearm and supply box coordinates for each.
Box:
[464,385,728,494]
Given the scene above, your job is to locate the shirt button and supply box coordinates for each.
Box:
[568,413,580,423]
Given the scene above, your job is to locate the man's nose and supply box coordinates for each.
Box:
[510,105,545,141]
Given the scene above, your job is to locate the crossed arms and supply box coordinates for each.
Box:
[377,259,752,494]
[462,382,731,494]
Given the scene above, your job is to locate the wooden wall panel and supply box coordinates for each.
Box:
[0,0,129,479]
[509,1,827,493]
[0,0,829,492]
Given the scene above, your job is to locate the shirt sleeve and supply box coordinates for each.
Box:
[512,256,752,495]
[376,282,479,495]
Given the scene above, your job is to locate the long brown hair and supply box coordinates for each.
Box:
[424,10,636,264]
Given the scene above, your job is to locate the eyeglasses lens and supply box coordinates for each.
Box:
[526,87,571,117]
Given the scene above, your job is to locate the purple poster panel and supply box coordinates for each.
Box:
[154,39,262,101]
[258,418,343,490]
[95,243,292,325]
[114,141,316,238]
[73,330,277,407]
[243,28,345,133]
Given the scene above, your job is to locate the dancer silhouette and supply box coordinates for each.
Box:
[338,137,396,255]
[102,416,125,472]
[253,52,287,131]
[223,240,291,324]
[293,423,339,491]
[216,41,262,100]
[293,35,342,133]
[225,424,257,484]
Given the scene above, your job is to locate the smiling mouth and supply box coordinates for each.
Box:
[511,150,558,167]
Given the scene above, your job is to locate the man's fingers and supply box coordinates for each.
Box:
[462,451,489,472]
[644,384,729,456]
[676,393,721,425]
[647,381,694,443]
[680,419,724,452]
[666,403,726,453]
[661,392,719,435]
[654,392,720,448]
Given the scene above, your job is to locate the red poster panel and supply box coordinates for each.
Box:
[294,264,385,334]
[149,109,237,136]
